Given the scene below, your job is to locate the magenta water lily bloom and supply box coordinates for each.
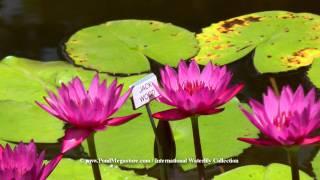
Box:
[152,60,244,120]
[239,86,320,146]
[0,142,62,180]
[37,74,141,153]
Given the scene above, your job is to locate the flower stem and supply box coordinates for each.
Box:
[191,116,206,180]
[145,103,168,180]
[287,148,300,180]
[269,77,280,96]
[87,133,102,180]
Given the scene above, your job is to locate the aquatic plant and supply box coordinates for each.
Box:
[37,74,141,179]
[153,60,243,179]
[0,141,62,180]
[238,86,320,180]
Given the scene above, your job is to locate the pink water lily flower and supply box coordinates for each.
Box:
[239,86,320,146]
[37,74,141,153]
[152,60,244,120]
[0,142,62,180]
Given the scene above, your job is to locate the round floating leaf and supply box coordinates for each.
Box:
[65,20,199,74]
[0,56,102,143]
[0,58,48,102]
[117,74,147,91]
[307,59,320,88]
[171,99,259,170]
[311,149,320,178]
[0,56,97,102]
[0,101,64,143]
[215,163,312,180]
[48,159,154,180]
[215,165,265,180]
[195,11,320,73]
[0,57,145,145]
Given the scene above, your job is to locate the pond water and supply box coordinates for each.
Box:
[0,0,319,61]
[1,0,320,179]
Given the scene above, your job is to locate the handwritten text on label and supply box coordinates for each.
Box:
[130,73,160,109]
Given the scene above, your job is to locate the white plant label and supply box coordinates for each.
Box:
[130,73,160,109]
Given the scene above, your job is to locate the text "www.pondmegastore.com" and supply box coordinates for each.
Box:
[80,158,239,164]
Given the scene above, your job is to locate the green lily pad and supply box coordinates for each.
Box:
[0,56,105,143]
[195,11,320,73]
[311,149,320,178]
[65,20,199,74]
[171,99,258,170]
[215,163,313,180]
[0,101,64,143]
[48,159,155,180]
[215,165,265,180]
[117,74,147,91]
[307,59,320,88]
[0,56,146,145]
[0,56,97,102]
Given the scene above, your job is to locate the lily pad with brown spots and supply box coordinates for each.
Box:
[65,20,199,75]
[195,11,320,73]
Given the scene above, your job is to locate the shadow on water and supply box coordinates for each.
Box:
[1,0,320,179]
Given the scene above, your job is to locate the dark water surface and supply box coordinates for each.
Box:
[0,0,320,60]
[1,0,320,179]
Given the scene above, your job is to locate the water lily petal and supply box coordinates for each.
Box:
[218,83,244,104]
[188,60,201,80]
[36,101,59,117]
[112,87,132,114]
[107,113,141,126]
[40,154,63,180]
[152,108,189,120]
[0,145,3,154]
[61,128,93,154]
[200,61,213,81]
[163,65,179,90]
[88,74,100,100]
[300,136,320,145]
[153,83,175,106]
